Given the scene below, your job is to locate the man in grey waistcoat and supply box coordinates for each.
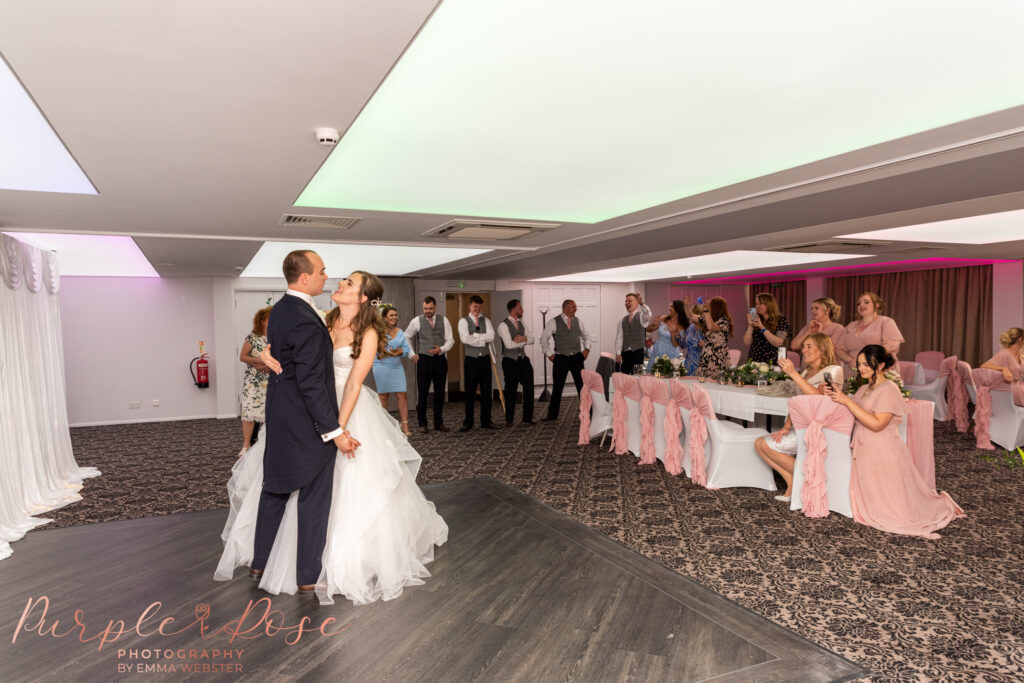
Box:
[457,295,499,431]
[540,299,591,421]
[497,298,535,426]
[615,292,652,376]
[405,296,454,434]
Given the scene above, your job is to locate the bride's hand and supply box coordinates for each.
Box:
[333,432,360,457]
[260,345,283,375]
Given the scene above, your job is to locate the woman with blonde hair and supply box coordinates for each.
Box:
[744,292,791,364]
[697,296,733,378]
[238,306,272,455]
[835,291,904,372]
[981,327,1024,383]
[753,333,844,502]
[791,297,845,353]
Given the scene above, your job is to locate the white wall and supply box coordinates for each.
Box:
[992,261,1024,355]
[60,277,221,426]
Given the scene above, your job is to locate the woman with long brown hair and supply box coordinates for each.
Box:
[697,296,733,378]
[218,270,448,606]
[743,292,791,364]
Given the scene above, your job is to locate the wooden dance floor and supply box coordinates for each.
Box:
[0,479,865,682]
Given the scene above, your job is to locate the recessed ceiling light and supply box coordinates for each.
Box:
[239,242,490,278]
[0,55,96,195]
[532,250,863,283]
[296,0,1024,223]
[3,233,158,276]
[838,208,1024,244]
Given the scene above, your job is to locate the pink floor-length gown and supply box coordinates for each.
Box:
[849,381,964,539]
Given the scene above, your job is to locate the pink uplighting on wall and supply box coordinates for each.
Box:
[674,258,1017,285]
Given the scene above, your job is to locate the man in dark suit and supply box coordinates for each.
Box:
[250,250,358,594]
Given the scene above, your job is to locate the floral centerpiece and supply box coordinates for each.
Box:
[844,369,913,398]
[722,360,787,386]
[650,354,685,377]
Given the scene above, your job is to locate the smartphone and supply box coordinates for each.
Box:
[750,307,758,319]
[823,371,833,388]
[696,296,703,305]
[778,346,787,362]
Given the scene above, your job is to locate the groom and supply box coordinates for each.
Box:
[250,250,358,593]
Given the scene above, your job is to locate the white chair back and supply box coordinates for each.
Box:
[791,428,853,517]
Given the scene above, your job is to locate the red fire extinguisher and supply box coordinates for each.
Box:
[190,341,210,388]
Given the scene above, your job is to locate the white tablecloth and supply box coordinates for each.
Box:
[677,379,791,421]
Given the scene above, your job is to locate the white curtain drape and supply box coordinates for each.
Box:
[0,233,100,560]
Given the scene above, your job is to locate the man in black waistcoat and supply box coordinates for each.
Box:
[250,250,358,593]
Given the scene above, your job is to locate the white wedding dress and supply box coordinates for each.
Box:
[214,346,448,605]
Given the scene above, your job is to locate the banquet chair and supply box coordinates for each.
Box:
[957,360,977,407]
[786,350,802,370]
[788,395,855,518]
[664,379,691,477]
[972,368,1024,450]
[577,369,612,446]
[595,352,615,399]
[609,373,642,457]
[915,350,945,383]
[905,355,954,421]
[728,349,741,367]
[637,376,669,465]
[898,360,926,386]
[689,384,775,490]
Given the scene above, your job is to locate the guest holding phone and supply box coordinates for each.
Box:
[697,297,733,379]
[825,345,963,538]
[753,333,844,502]
[791,297,845,353]
[744,292,791,364]
[836,291,904,373]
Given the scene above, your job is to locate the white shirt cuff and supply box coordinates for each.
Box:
[321,427,344,442]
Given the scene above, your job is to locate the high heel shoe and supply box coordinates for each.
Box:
[400,420,412,436]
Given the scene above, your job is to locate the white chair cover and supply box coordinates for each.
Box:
[691,385,776,491]
[791,428,854,518]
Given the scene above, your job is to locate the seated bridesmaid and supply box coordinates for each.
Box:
[835,291,904,374]
[981,326,1024,383]
[790,297,845,353]
[753,333,844,503]
[826,345,964,539]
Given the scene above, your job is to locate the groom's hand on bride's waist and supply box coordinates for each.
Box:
[333,432,360,458]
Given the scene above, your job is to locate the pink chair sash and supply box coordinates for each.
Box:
[688,385,717,487]
[897,361,916,383]
[788,395,855,518]
[664,380,692,476]
[941,356,969,432]
[972,368,1004,450]
[637,377,668,465]
[577,370,603,445]
[915,351,945,373]
[610,373,641,455]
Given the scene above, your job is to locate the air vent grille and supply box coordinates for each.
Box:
[774,239,887,254]
[280,214,361,230]
[424,219,559,241]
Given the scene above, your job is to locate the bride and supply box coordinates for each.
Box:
[215,270,448,605]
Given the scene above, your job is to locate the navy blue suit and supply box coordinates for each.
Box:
[252,293,339,586]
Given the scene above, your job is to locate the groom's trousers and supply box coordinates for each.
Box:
[252,454,336,586]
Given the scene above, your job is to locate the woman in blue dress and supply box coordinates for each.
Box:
[645,300,688,372]
[682,301,704,376]
[372,305,415,435]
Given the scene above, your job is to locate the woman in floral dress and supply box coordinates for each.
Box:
[697,296,733,379]
[238,307,271,455]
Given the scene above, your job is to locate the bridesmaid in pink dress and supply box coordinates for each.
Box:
[790,297,846,354]
[980,327,1023,383]
[835,292,904,375]
[826,344,964,539]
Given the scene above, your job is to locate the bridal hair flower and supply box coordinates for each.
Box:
[370,298,393,310]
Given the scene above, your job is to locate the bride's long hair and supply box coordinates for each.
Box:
[325,270,388,360]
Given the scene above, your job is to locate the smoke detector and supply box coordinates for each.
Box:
[315,127,340,146]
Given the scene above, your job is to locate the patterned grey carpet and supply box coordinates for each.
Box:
[48,402,1024,681]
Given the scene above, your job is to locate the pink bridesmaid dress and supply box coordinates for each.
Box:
[839,315,904,374]
[849,381,964,539]
[985,348,1022,381]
